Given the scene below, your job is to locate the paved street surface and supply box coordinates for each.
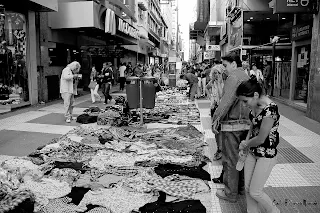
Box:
[1,91,320,213]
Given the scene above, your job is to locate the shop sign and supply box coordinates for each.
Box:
[273,0,316,14]
[206,45,220,51]
[228,16,242,50]
[117,18,139,40]
[292,24,312,41]
[204,51,215,60]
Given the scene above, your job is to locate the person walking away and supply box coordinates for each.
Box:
[201,63,210,97]
[99,62,113,104]
[206,64,225,161]
[212,53,250,202]
[237,76,280,213]
[180,72,198,101]
[60,61,81,123]
[119,62,126,91]
[89,65,101,103]
[263,61,272,96]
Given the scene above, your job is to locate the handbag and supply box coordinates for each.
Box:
[220,101,251,132]
[88,81,97,90]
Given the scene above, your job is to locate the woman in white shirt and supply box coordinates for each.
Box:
[250,64,264,84]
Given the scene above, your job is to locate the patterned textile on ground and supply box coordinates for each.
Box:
[0,88,213,212]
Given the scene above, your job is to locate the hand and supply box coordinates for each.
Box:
[105,73,109,76]
[239,141,248,151]
[212,120,219,134]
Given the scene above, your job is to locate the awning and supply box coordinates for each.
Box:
[1,0,58,12]
[107,0,137,22]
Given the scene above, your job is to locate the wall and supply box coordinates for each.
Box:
[307,13,320,122]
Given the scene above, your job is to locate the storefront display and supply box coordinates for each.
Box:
[295,45,310,102]
[0,11,29,105]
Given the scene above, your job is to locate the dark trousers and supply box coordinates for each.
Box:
[221,131,247,198]
[119,77,126,90]
[102,83,112,103]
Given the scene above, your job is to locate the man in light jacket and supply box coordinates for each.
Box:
[212,53,250,203]
[60,61,81,123]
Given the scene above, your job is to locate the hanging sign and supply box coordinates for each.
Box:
[291,23,312,41]
[273,0,317,14]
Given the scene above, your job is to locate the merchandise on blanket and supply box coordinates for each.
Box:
[138,192,206,213]
[121,169,208,199]
[83,107,102,116]
[134,149,204,167]
[76,114,98,124]
[76,187,157,213]
[154,162,211,181]
[97,110,121,126]
[75,172,124,189]
[1,158,43,179]
[47,168,81,185]
[89,150,136,169]
[1,190,35,213]
[19,176,72,211]
[114,96,126,105]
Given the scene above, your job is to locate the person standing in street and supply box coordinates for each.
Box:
[89,65,101,103]
[180,71,198,101]
[60,61,81,123]
[263,61,272,96]
[249,63,264,86]
[99,62,113,104]
[212,53,250,202]
[237,77,280,213]
[119,62,126,91]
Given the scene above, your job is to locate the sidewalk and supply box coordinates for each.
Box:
[196,99,320,213]
[0,86,124,156]
[0,91,320,212]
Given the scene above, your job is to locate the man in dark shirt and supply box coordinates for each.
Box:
[99,62,113,104]
[212,53,250,203]
[263,60,272,96]
[180,72,198,101]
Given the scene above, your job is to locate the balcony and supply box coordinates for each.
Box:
[138,0,148,11]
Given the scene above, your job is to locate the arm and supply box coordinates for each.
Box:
[240,117,275,150]
[205,81,213,96]
[61,68,74,81]
[212,75,239,122]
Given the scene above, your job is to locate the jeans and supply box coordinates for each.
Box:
[201,78,206,96]
[221,131,247,199]
[61,93,74,119]
[245,153,278,213]
[90,84,101,103]
[119,77,126,90]
[189,83,198,101]
[102,83,112,103]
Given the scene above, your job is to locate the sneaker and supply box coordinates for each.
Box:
[66,118,71,123]
[216,189,237,203]
[213,151,222,161]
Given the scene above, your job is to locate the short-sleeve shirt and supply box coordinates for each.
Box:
[249,102,280,158]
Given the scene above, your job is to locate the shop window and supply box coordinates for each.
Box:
[0,11,29,104]
[295,45,310,102]
[49,44,80,67]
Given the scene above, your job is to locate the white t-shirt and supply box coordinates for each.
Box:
[250,69,264,82]
[119,66,126,77]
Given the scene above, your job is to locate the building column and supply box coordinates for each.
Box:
[289,14,297,101]
[307,12,320,122]
[27,11,38,105]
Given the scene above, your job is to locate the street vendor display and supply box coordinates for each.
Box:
[0,88,211,213]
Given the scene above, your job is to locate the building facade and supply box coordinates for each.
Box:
[0,0,58,113]
[219,0,320,122]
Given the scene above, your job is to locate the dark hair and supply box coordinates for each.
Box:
[221,53,242,67]
[214,59,220,64]
[180,74,185,79]
[236,75,263,97]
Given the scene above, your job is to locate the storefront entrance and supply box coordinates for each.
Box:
[0,12,29,105]
[294,45,310,103]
